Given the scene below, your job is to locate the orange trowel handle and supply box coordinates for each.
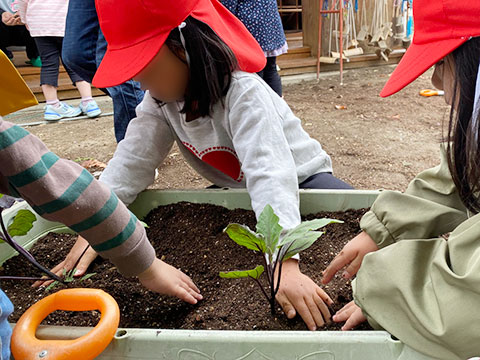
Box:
[420,89,445,97]
[11,288,120,360]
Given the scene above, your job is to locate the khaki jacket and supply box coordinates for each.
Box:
[355,146,480,360]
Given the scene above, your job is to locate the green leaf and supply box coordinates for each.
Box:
[256,205,283,256]
[45,280,59,292]
[278,218,343,260]
[7,209,37,238]
[278,219,342,247]
[219,265,264,279]
[0,194,3,199]
[280,231,325,261]
[80,273,96,281]
[224,223,265,252]
[139,221,149,228]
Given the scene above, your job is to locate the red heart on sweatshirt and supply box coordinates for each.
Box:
[183,143,244,182]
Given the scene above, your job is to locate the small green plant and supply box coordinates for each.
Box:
[0,194,64,283]
[220,204,342,315]
[45,267,96,292]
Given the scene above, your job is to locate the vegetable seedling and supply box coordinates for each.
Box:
[0,194,64,283]
[220,204,342,315]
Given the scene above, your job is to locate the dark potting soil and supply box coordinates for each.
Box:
[1,202,372,331]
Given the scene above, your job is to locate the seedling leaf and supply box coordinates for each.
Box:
[224,223,265,252]
[7,209,37,238]
[80,273,96,281]
[256,205,282,255]
[219,265,264,279]
[278,219,342,247]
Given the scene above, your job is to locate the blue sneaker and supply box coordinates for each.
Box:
[44,102,82,121]
[79,100,102,118]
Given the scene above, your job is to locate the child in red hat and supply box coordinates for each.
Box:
[322,0,480,358]
[44,0,354,331]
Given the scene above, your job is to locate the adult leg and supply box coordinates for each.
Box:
[257,56,282,96]
[95,30,144,142]
[0,21,13,57]
[18,26,39,59]
[62,0,99,82]
[299,172,354,190]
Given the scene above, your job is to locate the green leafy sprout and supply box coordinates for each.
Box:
[220,204,342,315]
[0,194,96,287]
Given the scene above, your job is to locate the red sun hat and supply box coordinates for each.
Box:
[92,0,267,88]
[380,0,480,98]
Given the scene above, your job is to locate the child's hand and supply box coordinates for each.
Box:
[137,258,203,304]
[321,231,378,285]
[275,258,333,331]
[32,235,98,288]
[332,300,367,330]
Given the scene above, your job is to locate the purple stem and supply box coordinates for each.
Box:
[0,218,64,283]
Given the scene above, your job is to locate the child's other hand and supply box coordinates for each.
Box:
[275,258,333,331]
[138,258,203,305]
[321,231,378,285]
[32,235,98,288]
[332,301,367,330]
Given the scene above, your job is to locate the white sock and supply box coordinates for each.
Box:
[46,99,61,108]
[81,97,94,106]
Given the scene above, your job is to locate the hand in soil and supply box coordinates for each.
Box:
[137,258,203,304]
[32,235,98,288]
[275,258,333,331]
[332,300,367,331]
[321,231,378,284]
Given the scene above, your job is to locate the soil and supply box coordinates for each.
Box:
[1,202,371,331]
[13,65,448,192]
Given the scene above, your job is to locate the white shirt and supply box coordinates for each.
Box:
[100,71,332,230]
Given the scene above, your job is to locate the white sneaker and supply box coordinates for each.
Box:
[79,99,102,118]
[44,102,82,121]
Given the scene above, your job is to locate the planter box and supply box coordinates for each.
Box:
[1,189,433,360]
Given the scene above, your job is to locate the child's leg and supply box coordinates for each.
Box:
[0,289,14,360]
[35,37,82,120]
[299,172,354,190]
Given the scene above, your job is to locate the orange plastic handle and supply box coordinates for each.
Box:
[420,89,444,97]
[11,288,120,360]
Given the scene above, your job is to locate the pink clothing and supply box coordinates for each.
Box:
[17,0,69,37]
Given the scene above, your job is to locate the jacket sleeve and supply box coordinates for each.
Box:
[360,145,468,248]
[0,117,156,277]
[353,211,480,360]
[99,92,174,205]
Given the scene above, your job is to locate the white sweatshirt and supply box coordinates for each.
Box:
[100,72,332,230]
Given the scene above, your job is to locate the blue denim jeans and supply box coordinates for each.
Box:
[61,0,144,142]
[0,289,13,360]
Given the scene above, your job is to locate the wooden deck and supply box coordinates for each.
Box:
[11,50,103,102]
[277,31,404,76]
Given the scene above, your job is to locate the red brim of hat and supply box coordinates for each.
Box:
[92,0,266,88]
[380,37,467,98]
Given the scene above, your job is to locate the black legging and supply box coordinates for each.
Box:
[0,21,38,59]
[257,56,282,96]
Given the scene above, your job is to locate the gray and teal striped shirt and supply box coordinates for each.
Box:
[0,117,155,277]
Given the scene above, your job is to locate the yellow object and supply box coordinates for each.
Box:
[0,50,38,116]
[420,89,445,97]
[11,288,120,360]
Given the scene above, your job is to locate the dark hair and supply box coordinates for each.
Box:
[155,16,238,118]
[446,37,480,212]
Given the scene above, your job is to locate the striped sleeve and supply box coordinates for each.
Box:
[0,118,156,277]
